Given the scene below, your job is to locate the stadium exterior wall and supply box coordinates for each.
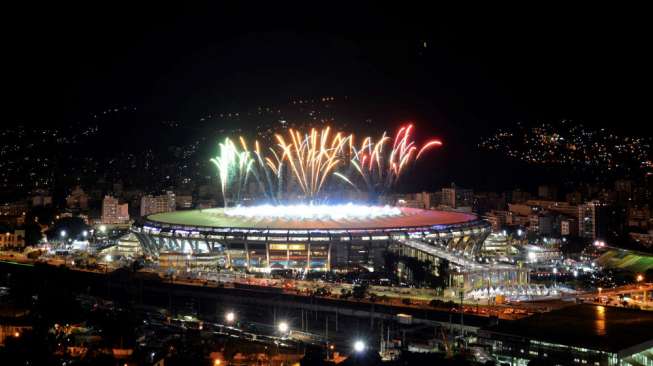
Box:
[131,212,491,272]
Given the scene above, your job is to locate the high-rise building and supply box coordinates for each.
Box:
[578,200,606,240]
[441,183,473,209]
[101,195,130,224]
[140,191,176,217]
[560,218,578,237]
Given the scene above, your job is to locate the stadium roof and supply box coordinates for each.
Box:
[145,207,479,230]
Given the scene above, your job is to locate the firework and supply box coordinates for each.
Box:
[274,127,350,201]
[209,137,254,206]
[346,124,442,197]
[211,124,441,205]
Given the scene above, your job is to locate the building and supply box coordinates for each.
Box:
[0,201,28,216]
[382,192,434,209]
[100,232,143,257]
[565,191,583,205]
[101,195,130,224]
[473,192,505,215]
[508,189,531,204]
[30,190,52,207]
[579,200,607,240]
[508,203,535,217]
[537,184,558,200]
[524,241,561,263]
[481,233,518,257]
[615,179,633,195]
[529,214,553,236]
[441,183,473,209]
[175,195,193,210]
[66,186,89,210]
[140,191,176,217]
[525,199,578,217]
[484,210,512,231]
[628,206,650,229]
[478,304,653,366]
[629,231,653,248]
[0,229,25,249]
[560,217,578,236]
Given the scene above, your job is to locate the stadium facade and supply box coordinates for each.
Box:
[132,206,491,272]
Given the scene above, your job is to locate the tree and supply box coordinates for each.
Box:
[352,283,368,299]
[645,268,653,282]
[23,222,44,246]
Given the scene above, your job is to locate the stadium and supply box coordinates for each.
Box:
[132,204,491,272]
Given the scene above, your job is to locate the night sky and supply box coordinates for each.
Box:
[4,4,651,191]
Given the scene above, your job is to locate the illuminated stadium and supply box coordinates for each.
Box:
[132,125,493,272]
[132,204,491,271]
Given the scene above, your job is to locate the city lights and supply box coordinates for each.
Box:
[225,311,235,323]
[593,240,606,248]
[277,321,289,333]
[479,121,651,172]
[2,12,651,366]
[353,340,366,353]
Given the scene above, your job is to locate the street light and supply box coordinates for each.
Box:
[225,311,235,323]
[82,230,88,238]
[60,230,67,238]
[353,340,366,353]
[278,321,289,333]
[636,274,644,282]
